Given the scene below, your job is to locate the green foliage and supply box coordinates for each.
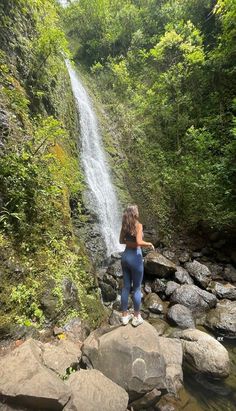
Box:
[64,0,236,234]
[0,0,104,331]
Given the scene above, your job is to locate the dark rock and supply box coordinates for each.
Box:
[100,283,117,302]
[106,260,123,279]
[143,228,160,247]
[129,388,162,410]
[144,293,164,314]
[224,264,236,283]
[40,279,59,320]
[231,251,236,265]
[144,252,177,278]
[53,326,64,336]
[185,260,211,288]
[151,278,167,294]
[108,310,122,326]
[174,267,193,285]
[178,251,190,264]
[162,250,176,263]
[144,282,152,294]
[165,282,180,297]
[192,252,202,258]
[205,299,236,337]
[62,278,78,305]
[63,317,90,342]
[208,282,236,300]
[170,284,217,313]
[148,318,169,336]
[167,304,195,329]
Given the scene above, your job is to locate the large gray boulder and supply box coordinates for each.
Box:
[208,282,236,300]
[177,329,230,378]
[174,266,193,285]
[0,339,70,410]
[205,299,236,337]
[167,304,195,329]
[82,322,166,398]
[64,370,128,411]
[224,264,236,283]
[157,338,183,395]
[144,252,176,278]
[144,293,164,314]
[170,284,217,313]
[42,339,81,376]
[185,260,211,288]
[165,281,180,297]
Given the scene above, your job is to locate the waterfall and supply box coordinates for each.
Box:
[65,61,123,255]
[58,0,123,256]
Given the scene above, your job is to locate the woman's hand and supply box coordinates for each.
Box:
[148,242,155,250]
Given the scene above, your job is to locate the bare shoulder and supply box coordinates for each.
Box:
[137,222,143,230]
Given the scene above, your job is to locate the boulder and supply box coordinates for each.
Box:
[185,260,211,288]
[167,304,195,329]
[129,388,161,410]
[64,370,128,411]
[144,293,164,314]
[208,282,236,300]
[144,252,176,278]
[149,318,169,336]
[151,278,167,295]
[63,317,90,342]
[223,264,236,283]
[62,278,79,307]
[99,282,117,302]
[170,284,217,313]
[106,259,123,279]
[157,338,183,395]
[165,282,180,297]
[82,322,166,398]
[177,329,230,378]
[0,339,70,409]
[205,299,236,337]
[178,251,190,264]
[42,339,81,376]
[174,267,193,285]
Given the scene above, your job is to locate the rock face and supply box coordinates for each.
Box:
[64,370,128,411]
[144,252,177,278]
[157,338,183,395]
[170,284,217,313]
[165,281,180,297]
[82,322,166,398]
[174,266,193,285]
[43,339,81,376]
[205,299,236,337]
[178,329,230,378]
[209,282,236,300]
[0,339,70,410]
[167,304,195,329]
[185,260,211,288]
[144,293,164,314]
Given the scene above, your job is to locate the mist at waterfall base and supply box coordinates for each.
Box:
[66,61,124,257]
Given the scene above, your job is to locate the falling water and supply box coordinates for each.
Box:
[65,61,123,256]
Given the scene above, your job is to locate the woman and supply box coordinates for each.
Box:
[119,205,154,326]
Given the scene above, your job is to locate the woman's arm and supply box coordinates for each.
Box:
[136,223,154,249]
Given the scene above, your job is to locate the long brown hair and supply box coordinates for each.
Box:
[121,204,139,236]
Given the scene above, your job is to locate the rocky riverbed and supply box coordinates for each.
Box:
[0,237,236,411]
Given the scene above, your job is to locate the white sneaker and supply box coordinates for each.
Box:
[132,315,144,327]
[121,314,133,325]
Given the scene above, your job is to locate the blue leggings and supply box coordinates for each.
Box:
[121,247,144,312]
